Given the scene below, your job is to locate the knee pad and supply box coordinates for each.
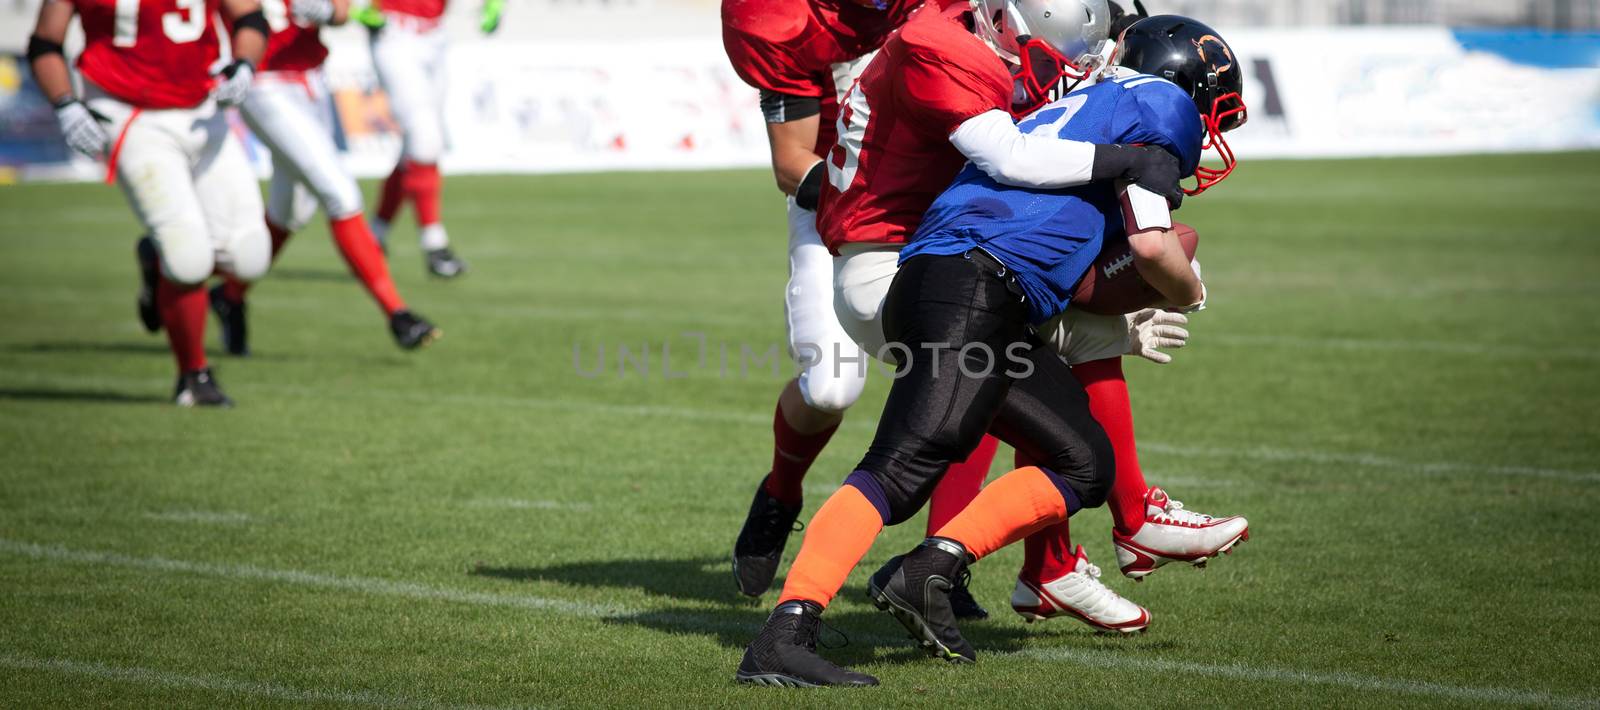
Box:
[797,360,867,414]
[1042,436,1116,509]
[846,466,939,527]
[402,125,444,165]
[223,223,273,282]
[155,225,215,285]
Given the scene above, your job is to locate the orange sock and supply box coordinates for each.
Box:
[776,484,885,608]
[934,466,1070,561]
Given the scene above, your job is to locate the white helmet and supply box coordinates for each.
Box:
[971,0,1112,114]
[971,0,1111,66]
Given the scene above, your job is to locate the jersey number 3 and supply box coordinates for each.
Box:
[827,82,871,193]
[114,0,208,47]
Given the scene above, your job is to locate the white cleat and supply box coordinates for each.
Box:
[1113,487,1249,580]
[1011,545,1151,633]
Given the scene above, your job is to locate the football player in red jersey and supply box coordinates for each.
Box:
[30,0,272,406]
[736,0,1241,686]
[363,0,501,278]
[202,0,441,355]
[721,0,1009,620]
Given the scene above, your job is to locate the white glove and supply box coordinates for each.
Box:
[291,0,336,25]
[54,99,110,159]
[1126,308,1190,365]
[211,60,255,107]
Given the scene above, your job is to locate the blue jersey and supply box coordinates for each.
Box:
[901,74,1205,324]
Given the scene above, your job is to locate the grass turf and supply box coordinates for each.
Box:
[1,152,1598,708]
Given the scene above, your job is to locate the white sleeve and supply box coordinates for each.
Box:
[947,109,1097,189]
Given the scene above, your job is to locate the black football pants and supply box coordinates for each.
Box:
[853,250,1115,525]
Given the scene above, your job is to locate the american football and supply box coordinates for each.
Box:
[1072,222,1200,315]
[1,0,1597,706]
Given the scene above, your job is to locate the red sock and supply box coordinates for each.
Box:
[157,276,208,373]
[763,402,839,506]
[1015,449,1077,581]
[330,213,406,315]
[222,219,291,303]
[1073,358,1149,535]
[402,161,442,227]
[926,434,1000,536]
[377,161,407,224]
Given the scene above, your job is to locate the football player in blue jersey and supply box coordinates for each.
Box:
[853,15,1248,663]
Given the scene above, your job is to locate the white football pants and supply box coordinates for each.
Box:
[241,70,364,230]
[85,81,269,286]
[369,15,449,164]
[833,244,1134,366]
[786,199,868,414]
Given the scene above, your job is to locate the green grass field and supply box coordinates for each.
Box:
[1,153,1598,708]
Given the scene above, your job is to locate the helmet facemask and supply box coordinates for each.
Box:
[973,0,1110,116]
[1187,82,1248,196]
[1011,36,1103,117]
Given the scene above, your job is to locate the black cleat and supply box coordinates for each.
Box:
[389,310,441,350]
[868,537,977,664]
[136,235,162,333]
[208,285,249,356]
[949,569,990,621]
[736,601,878,688]
[173,367,234,408]
[732,477,803,597]
[424,247,467,278]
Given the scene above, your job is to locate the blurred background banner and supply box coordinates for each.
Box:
[1,0,1597,181]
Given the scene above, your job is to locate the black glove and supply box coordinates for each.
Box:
[794,160,825,211]
[1092,143,1183,209]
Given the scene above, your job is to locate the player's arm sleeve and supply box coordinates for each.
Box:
[759,90,822,124]
[949,109,1099,189]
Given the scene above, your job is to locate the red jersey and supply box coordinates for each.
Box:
[722,0,924,159]
[381,0,447,20]
[816,3,1011,251]
[257,3,329,73]
[73,0,222,108]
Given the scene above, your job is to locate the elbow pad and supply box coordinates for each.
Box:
[233,9,270,38]
[26,35,65,62]
[759,90,821,124]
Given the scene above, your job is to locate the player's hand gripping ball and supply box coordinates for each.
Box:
[1072,223,1199,315]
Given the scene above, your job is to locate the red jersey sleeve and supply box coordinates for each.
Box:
[896,42,1012,136]
[721,1,827,98]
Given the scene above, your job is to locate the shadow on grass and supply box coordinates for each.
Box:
[0,386,166,404]
[470,556,1044,659]
[8,341,293,362]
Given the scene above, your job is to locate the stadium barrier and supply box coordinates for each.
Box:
[0,26,1595,183]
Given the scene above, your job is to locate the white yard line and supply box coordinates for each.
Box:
[4,538,1595,707]
[0,654,532,710]
[463,498,594,511]
[1020,647,1599,708]
[0,539,625,618]
[143,510,253,525]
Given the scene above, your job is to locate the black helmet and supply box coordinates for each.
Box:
[1116,15,1247,194]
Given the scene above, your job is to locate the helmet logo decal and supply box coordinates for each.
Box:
[1191,35,1233,74]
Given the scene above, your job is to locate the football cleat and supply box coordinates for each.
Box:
[1114,487,1249,580]
[732,478,803,597]
[173,368,234,408]
[868,537,976,664]
[135,235,162,333]
[1011,545,1151,633]
[948,569,990,621]
[389,310,441,350]
[736,600,878,687]
[207,285,249,357]
[424,247,467,278]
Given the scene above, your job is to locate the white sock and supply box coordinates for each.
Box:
[419,223,449,251]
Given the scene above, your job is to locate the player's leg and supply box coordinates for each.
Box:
[373,21,462,277]
[832,242,999,619]
[732,200,864,598]
[193,107,272,364]
[1048,311,1250,579]
[740,253,1027,685]
[96,96,226,406]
